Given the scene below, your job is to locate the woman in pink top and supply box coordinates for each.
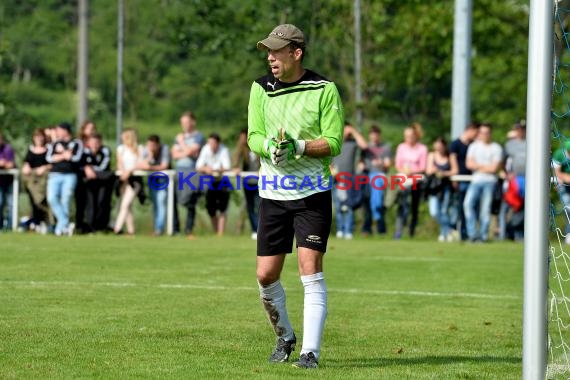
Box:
[394,123,428,239]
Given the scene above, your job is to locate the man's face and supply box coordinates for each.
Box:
[180,116,195,133]
[267,45,301,82]
[478,126,492,143]
[57,127,70,141]
[208,138,219,153]
[88,137,102,153]
[147,140,160,155]
[369,131,380,144]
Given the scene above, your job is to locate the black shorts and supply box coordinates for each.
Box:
[257,190,332,256]
[205,189,230,216]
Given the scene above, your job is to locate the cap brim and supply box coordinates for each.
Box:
[257,36,290,50]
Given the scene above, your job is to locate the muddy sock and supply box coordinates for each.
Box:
[258,280,295,341]
[300,272,327,360]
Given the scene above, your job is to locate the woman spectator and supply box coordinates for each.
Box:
[22,129,52,232]
[113,128,143,235]
[425,137,458,242]
[394,122,428,239]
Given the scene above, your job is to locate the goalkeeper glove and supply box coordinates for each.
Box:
[272,129,306,166]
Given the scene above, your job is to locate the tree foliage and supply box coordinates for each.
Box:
[0,0,529,140]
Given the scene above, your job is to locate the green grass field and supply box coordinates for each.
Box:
[0,234,524,379]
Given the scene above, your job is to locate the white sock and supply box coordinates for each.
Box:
[300,272,327,359]
[258,280,295,341]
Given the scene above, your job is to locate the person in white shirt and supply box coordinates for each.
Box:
[196,133,231,236]
[463,123,503,242]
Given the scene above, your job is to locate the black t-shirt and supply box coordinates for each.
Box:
[449,138,471,175]
[24,146,48,169]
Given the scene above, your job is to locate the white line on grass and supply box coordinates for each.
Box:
[0,280,520,300]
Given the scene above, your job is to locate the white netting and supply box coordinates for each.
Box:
[549,2,570,379]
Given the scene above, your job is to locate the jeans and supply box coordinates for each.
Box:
[463,181,496,241]
[449,181,469,240]
[150,187,168,234]
[395,187,422,238]
[558,185,570,235]
[243,186,259,233]
[334,187,354,235]
[429,187,451,238]
[47,172,78,235]
[0,181,13,230]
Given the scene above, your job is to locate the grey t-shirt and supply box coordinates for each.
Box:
[173,131,205,169]
[504,138,526,175]
[333,139,359,173]
[466,140,503,183]
[362,142,391,173]
[142,144,170,167]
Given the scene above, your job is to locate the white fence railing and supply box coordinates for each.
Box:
[0,170,484,234]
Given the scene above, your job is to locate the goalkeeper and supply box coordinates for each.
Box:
[247,24,344,369]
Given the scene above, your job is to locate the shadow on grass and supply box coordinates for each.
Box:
[326,355,521,368]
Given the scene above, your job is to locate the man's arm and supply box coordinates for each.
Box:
[313,82,344,158]
[247,82,271,159]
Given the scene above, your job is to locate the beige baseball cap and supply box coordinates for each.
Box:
[257,24,305,50]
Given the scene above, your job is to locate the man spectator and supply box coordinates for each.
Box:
[196,133,231,236]
[331,122,367,240]
[0,132,16,231]
[82,133,113,233]
[46,122,83,236]
[360,125,392,237]
[233,128,261,240]
[139,135,170,236]
[463,123,503,243]
[553,140,570,244]
[449,122,479,241]
[171,111,205,239]
[499,121,526,241]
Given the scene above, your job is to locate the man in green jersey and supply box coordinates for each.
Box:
[553,140,570,244]
[247,24,344,369]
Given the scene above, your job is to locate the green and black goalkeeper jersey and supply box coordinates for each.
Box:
[247,69,344,200]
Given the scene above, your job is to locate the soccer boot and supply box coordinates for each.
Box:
[292,352,318,369]
[268,335,296,363]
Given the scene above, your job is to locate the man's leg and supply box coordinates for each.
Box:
[47,173,65,235]
[297,248,326,361]
[463,183,479,241]
[478,182,495,242]
[257,254,296,353]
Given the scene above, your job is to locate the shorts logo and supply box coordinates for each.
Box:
[306,235,322,244]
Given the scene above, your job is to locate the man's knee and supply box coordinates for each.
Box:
[257,269,280,286]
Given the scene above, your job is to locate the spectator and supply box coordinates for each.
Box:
[82,133,114,233]
[79,120,96,144]
[171,111,205,239]
[394,122,428,239]
[233,128,260,240]
[44,126,57,144]
[463,123,503,243]
[113,128,143,236]
[196,133,231,236]
[499,121,526,241]
[552,140,570,244]
[332,122,367,239]
[449,122,479,241]
[46,122,83,236]
[0,132,16,231]
[139,135,170,236]
[360,124,391,237]
[75,120,97,233]
[22,129,52,232]
[426,137,458,242]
